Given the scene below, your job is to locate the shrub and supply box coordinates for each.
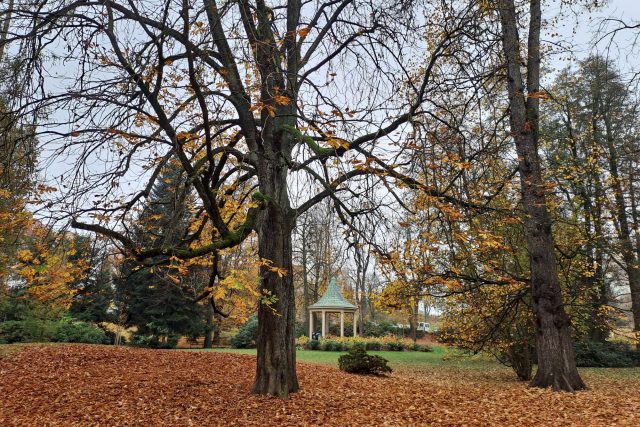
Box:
[52,321,109,344]
[0,320,58,343]
[381,337,406,351]
[0,319,109,344]
[338,347,392,375]
[409,342,433,352]
[306,339,320,350]
[574,340,640,368]
[320,339,342,351]
[362,321,397,338]
[365,340,382,351]
[296,335,309,348]
[230,316,258,348]
[299,335,428,352]
[131,333,179,349]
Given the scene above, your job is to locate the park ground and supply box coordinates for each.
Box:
[1,344,640,426]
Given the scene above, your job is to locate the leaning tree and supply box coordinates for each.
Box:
[7,0,473,396]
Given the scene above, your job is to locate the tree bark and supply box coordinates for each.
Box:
[498,0,585,391]
[203,299,215,349]
[251,127,299,397]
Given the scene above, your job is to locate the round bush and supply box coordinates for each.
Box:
[230,316,258,348]
[305,339,320,350]
[52,321,109,344]
[338,347,392,375]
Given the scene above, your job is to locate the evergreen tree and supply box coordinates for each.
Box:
[69,237,115,324]
[543,56,640,336]
[116,161,204,347]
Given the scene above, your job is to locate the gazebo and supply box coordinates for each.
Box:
[308,277,358,338]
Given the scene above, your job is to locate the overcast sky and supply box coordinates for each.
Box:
[551,0,640,77]
[36,0,640,215]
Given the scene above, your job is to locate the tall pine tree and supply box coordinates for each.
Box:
[116,161,204,347]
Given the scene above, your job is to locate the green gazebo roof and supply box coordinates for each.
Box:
[308,277,357,310]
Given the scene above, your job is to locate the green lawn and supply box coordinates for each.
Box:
[184,345,500,371]
[183,346,640,379]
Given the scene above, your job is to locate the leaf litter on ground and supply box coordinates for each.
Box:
[1,344,639,426]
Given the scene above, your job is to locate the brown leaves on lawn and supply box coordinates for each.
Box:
[1,345,639,426]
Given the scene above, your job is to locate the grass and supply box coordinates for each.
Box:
[185,345,640,380]
[184,344,500,371]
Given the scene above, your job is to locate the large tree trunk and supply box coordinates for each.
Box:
[499,0,585,391]
[252,204,298,396]
[252,129,299,397]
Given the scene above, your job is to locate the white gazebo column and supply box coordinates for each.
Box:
[353,312,357,336]
[309,311,314,338]
[340,311,344,337]
[321,310,326,337]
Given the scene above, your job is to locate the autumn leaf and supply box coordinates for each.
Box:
[273,95,291,105]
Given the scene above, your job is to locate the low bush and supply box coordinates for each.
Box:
[295,335,309,348]
[52,321,109,344]
[383,340,406,351]
[306,339,320,350]
[131,333,179,349]
[320,339,343,351]
[300,335,432,352]
[0,319,109,344]
[574,340,640,368]
[338,347,392,375]
[409,342,432,352]
[230,316,258,348]
[365,340,382,351]
[0,319,58,343]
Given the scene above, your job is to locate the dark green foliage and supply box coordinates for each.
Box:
[69,241,115,324]
[118,267,204,343]
[230,316,258,348]
[328,321,355,337]
[0,319,108,344]
[52,321,109,344]
[295,322,306,338]
[115,161,206,347]
[384,341,406,351]
[573,340,640,368]
[362,320,397,337]
[338,347,392,375]
[0,320,57,343]
[132,330,180,349]
[409,342,433,352]
[365,341,381,351]
[306,339,320,350]
[320,339,343,351]
[0,288,73,343]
